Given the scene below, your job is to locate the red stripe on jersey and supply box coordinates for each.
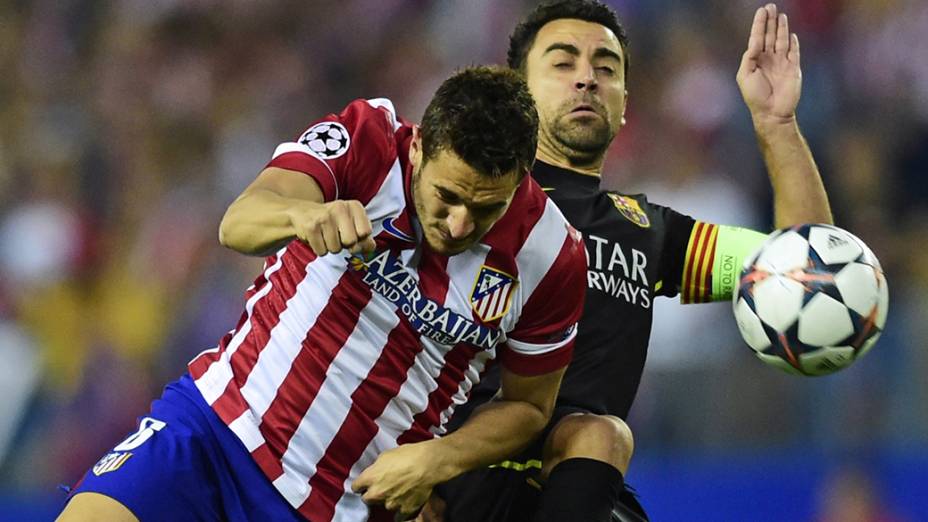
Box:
[504,233,585,342]
[480,176,546,256]
[299,248,451,521]
[250,442,285,485]
[228,244,316,389]
[211,378,249,427]
[395,342,483,445]
[189,253,282,379]
[269,152,338,201]
[417,246,451,300]
[196,247,312,422]
[299,315,423,521]
[683,222,706,303]
[258,270,372,463]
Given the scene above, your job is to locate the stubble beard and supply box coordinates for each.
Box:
[551,114,614,160]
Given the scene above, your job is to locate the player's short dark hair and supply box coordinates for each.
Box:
[420,66,538,179]
[508,0,629,79]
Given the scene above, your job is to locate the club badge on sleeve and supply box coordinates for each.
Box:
[608,193,650,228]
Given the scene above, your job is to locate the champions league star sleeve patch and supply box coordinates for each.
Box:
[470,266,517,322]
[608,194,650,228]
[299,121,351,160]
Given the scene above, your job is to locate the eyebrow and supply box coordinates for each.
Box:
[437,185,507,211]
[542,42,622,64]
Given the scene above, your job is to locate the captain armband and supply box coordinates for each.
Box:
[680,223,768,303]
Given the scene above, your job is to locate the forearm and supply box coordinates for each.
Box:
[219,188,314,255]
[428,398,550,483]
[754,118,833,228]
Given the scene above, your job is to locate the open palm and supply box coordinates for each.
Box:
[737,4,802,124]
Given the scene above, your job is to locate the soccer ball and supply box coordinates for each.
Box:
[732,224,888,376]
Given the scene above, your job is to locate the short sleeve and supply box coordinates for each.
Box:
[654,205,697,299]
[266,98,401,203]
[500,229,587,376]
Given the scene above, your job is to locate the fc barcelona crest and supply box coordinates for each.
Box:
[608,194,650,228]
[470,266,517,322]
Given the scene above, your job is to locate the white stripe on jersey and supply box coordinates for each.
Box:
[239,259,345,418]
[332,430,387,520]
[271,143,339,199]
[444,244,492,313]
[273,297,400,507]
[499,199,570,335]
[432,348,494,436]
[365,98,401,131]
[363,158,404,222]
[268,162,406,507]
[507,327,578,355]
[227,410,265,452]
[196,249,286,405]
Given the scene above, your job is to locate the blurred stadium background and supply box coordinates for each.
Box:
[1,1,925,520]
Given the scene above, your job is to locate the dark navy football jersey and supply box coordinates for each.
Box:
[453,160,698,421]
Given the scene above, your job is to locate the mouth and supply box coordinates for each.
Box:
[568,104,601,117]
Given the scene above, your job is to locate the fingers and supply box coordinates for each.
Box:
[347,201,375,254]
[332,202,358,250]
[763,4,777,53]
[351,469,372,495]
[745,6,766,58]
[774,12,789,54]
[297,200,375,256]
[788,33,800,65]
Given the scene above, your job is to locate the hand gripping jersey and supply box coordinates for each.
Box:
[187,100,587,521]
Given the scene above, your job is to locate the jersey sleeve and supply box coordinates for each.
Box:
[500,229,587,376]
[656,205,768,303]
[265,98,401,204]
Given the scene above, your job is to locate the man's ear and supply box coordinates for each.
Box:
[409,125,423,170]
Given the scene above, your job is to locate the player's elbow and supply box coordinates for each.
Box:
[217,202,263,255]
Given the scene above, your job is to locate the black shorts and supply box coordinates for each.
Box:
[435,406,649,522]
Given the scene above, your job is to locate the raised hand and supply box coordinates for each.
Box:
[736,3,802,126]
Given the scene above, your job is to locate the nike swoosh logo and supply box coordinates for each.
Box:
[382,217,415,242]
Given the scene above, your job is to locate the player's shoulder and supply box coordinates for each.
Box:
[300,98,410,159]
[342,98,405,131]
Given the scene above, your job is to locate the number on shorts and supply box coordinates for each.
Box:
[114,417,167,451]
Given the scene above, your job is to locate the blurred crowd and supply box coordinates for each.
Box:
[0,0,925,518]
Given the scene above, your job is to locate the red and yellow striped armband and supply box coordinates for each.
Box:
[681,223,768,304]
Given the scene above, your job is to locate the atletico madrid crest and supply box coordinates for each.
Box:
[470,266,517,322]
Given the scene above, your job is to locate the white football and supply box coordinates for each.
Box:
[733,224,888,376]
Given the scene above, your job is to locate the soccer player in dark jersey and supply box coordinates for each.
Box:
[424,2,833,521]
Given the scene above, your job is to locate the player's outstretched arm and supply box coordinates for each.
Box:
[219,166,375,256]
[736,3,832,228]
[352,367,565,521]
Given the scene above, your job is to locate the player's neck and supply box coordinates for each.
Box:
[535,146,604,178]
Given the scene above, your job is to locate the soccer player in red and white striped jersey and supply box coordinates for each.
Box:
[59,66,587,522]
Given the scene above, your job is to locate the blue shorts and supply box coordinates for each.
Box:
[66,374,304,521]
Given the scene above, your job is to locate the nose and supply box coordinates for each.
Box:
[446,206,475,240]
[574,62,597,92]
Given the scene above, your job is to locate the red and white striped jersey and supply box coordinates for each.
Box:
[188,98,587,521]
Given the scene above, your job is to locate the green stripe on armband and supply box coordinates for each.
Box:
[710,225,769,301]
